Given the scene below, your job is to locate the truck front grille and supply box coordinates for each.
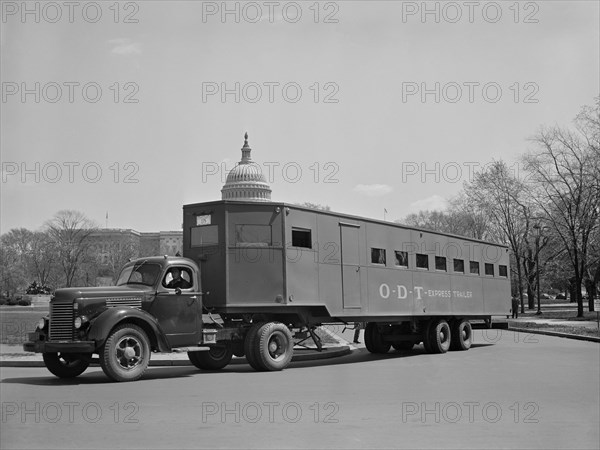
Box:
[49,302,74,341]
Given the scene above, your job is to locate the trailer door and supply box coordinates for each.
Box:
[340,223,362,309]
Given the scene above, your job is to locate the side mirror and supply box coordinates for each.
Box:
[175,287,182,296]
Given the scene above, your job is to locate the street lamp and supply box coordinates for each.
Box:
[533,223,542,315]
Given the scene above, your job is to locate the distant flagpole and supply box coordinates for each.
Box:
[384,208,388,221]
[105,211,108,229]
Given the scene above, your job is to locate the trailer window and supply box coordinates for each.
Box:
[485,263,494,276]
[416,253,429,269]
[371,248,386,265]
[435,256,447,271]
[499,265,508,277]
[292,228,312,248]
[191,225,218,247]
[395,251,408,268]
[454,259,465,273]
[235,225,272,246]
[470,261,480,275]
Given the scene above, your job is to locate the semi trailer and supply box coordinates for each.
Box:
[24,200,511,381]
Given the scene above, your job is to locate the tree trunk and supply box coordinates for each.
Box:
[584,279,595,312]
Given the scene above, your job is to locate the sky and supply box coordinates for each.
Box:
[1,0,599,233]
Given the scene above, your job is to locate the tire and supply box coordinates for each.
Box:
[232,341,245,358]
[43,352,90,378]
[364,322,391,354]
[188,343,233,370]
[450,319,472,351]
[427,319,451,354]
[392,341,414,351]
[100,324,150,382]
[244,322,266,371]
[255,322,294,371]
[422,321,433,353]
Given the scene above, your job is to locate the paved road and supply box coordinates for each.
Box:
[1,330,598,449]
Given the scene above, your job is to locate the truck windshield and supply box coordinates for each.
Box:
[116,262,162,287]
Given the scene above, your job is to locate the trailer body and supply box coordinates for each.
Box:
[183,200,510,323]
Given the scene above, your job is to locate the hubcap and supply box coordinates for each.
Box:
[267,333,286,361]
[115,336,143,370]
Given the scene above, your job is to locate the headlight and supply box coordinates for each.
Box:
[37,318,46,330]
[74,316,88,329]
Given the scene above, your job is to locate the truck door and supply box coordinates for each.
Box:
[150,266,202,348]
[340,223,362,309]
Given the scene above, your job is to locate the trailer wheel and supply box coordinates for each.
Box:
[392,342,414,351]
[364,322,391,354]
[427,319,451,354]
[43,352,90,378]
[100,324,150,382]
[244,322,266,370]
[256,322,294,371]
[450,319,472,351]
[188,343,233,370]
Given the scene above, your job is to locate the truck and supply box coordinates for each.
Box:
[24,200,511,382]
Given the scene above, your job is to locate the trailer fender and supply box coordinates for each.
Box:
[88,308,171,352]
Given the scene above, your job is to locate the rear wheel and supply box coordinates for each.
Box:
[100,324,150,382]
[188,343,233,370]
[43,352,90,378]
[244,322,266,370]
[426,319,451,354]
[255,322,294,371]
[450,319,472,351]
[364,322,391,354]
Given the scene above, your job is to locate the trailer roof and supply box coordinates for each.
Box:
[183,200,509,249]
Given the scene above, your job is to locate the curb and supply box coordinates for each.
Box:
[0,346,352,368]
[508,326,600,343]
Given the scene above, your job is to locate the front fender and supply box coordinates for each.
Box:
[87,308,171,352]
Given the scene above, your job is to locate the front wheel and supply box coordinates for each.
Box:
[100,324,150,382]
[188,343,233,370]
[43,352,90,378]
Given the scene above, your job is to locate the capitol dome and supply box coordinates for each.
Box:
[221,133,272,202]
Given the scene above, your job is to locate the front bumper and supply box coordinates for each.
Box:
[23,332,96,353]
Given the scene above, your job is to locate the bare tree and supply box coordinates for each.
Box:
[464,160,537,312]
[525,99,600,316]
[45,210,98,287]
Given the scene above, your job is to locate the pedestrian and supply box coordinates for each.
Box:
[511,297,519,318]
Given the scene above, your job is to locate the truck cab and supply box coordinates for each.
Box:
[24,256,216,382]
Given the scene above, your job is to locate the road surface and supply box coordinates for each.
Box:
[1,330,598,449]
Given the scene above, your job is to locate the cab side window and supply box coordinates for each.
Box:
[163,267,193,290]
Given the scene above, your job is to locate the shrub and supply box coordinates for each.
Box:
[17,298,32,306]
[26,281,52,295]
[0,298,6,305]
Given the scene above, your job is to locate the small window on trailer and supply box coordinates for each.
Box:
[395,251,408,268]
[371,248,386,265]
[470,261,480,275]
[454,259,465,273]
[416,253,429,269]
[291,228,312,248]
[499,265,508,277]
[435,256,447,271]
[485,263,494,276]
